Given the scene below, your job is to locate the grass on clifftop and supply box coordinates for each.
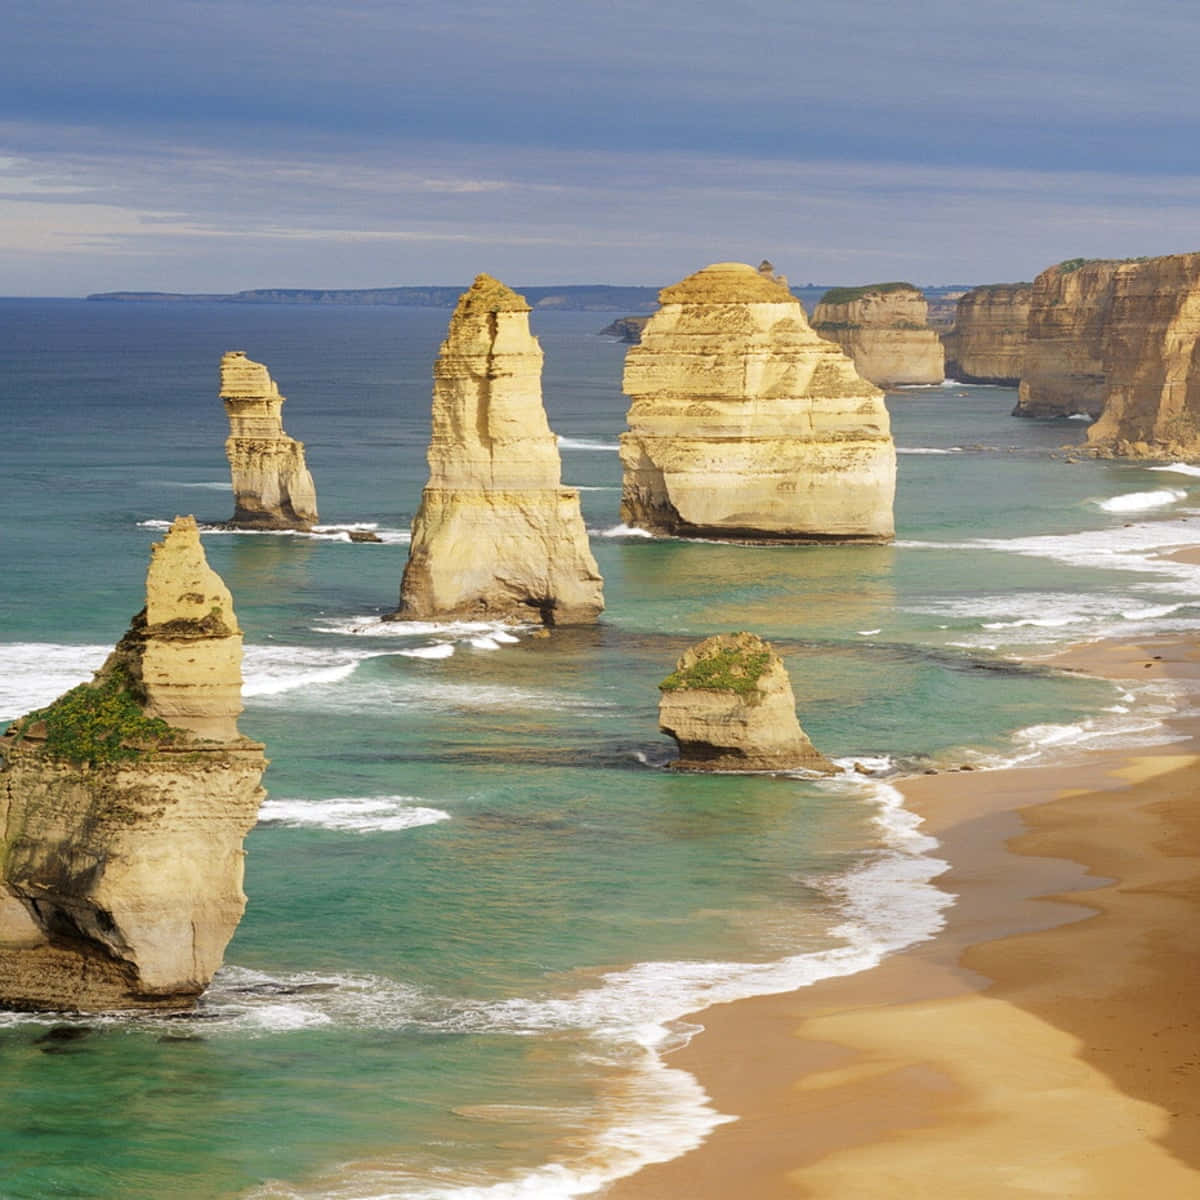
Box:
[1057,256,1150,274]
[818,281,917,306]
[6,667,176,766]
[660,644,772,698]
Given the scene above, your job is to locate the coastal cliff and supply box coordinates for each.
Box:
[0,517,266,1011]
[658,633,833,773]
[620,262,895,543]
[811,283,944,387]
[947,283,1032,385]
[394,274,604,625]
[1014,260,1121,418]
[220,351,319,529]
[1086,252,1200,457]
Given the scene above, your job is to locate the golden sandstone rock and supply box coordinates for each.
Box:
[220,350,319,529]
[620,262,895,542]
[658,632,834,773]
[947,283,1032,385]
[811,283,944,387]
[393,275,604,625]
[0,517,266,1011]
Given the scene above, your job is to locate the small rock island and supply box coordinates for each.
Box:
[0,516,267,1011]
[658,632,834,773]
[221,350,319,529]
[620,262,895,542]
[392,274,604,626]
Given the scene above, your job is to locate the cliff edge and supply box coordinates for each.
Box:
[393,275,604,625]
[946,283,1032,385]
[0,517,267,1011]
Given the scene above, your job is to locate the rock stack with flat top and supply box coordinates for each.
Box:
[221,350,319,529]
[658,632,834,773]
[0,516,267,1011]
[392,274,604,625]
[620,262,895,542]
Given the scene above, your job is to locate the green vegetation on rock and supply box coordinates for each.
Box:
[818,282,917,306]
[6,667,176,766]
[660,644,772,698]
[1058,256,1150,274]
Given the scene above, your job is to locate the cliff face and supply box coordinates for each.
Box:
[1014,261,1121,418]
[947,283,1032,385]
[811,284,944,387]
[221,351,319,529]
[1086,253,1200,456]
[0,517,266,1011]
[620,262,895,543]
[395,275,604,625]
[658,632,833,773]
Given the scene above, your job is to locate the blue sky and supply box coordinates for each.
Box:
[3,0,1199,294]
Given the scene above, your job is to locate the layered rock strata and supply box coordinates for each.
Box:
[658,632,834,773]
[620,262,895,542]
[0,516,266,1011]
[394,275,604,624]
[946,283,1032,384]
[811,283,944,387]
[1086,252,1200,457]
[221,350,319,529]
[1013,261,1121,418]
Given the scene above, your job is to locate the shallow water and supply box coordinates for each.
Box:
[1,302,1197,1198]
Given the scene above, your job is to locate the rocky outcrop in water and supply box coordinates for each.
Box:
[393,275,604,625]
[599,316,650,344]
[221,350,319,529]
[658,632,833,773]
[0,517,266,1011]
[1086,253,1200,457]
[811,283,944,387]
[1013,261,1121,418]
[946,283,1032,385]
[620,262,895,542]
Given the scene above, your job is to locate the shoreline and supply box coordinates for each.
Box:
[604,635,1200,1198]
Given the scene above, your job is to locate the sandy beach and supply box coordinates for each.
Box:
[606,637,1200,1198]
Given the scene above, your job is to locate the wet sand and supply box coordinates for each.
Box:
[605,637,1200,1198]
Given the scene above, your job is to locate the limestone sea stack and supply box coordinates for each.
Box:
[620,262,895,542]
[946,283,1032,385]
[1086,252,1200,457]
[1013,260,1121,418]
[0,517,267,1011]
[811,283,944,387]
[658,632,834,773]
[393,274,604,625]
[220,350,319,529]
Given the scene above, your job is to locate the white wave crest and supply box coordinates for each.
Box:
[557,436,619,452]
[0,643,109,720]
[1096,488,1186,513]
[258,795,450,833]
[897,447,958,455]
[1150,462,1200,478]
[242,646,378,698]
[591,524,656,539]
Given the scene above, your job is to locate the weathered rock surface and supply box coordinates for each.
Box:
[1086,253,1200,457]
[620,262,895,542]
[946,283,1032,385]
[756,259,790,290]
[1014,261,1121,418]
[394,274,604,624]
[658,632,834,773]
[221,350,319,529]
[811,283,944,387]
[0,516,266,1011]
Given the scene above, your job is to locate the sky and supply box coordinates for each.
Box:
[4,0,1200,295]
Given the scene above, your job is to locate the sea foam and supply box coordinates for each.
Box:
[258,795,451,834]
[1096,488,1186,513]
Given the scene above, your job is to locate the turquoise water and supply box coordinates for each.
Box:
[3,300,1200,1198]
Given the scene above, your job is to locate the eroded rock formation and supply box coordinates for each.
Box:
[1086,253,1200,457]
[757,259,790,290]
[1014,261,1120,418]
[394,274,604,624]
[620,262,895,542]
[947,283,1032,385]
[221,350,319,529]
[811,283,944,387]
[658,632,834,773]
[0,516,266,1011]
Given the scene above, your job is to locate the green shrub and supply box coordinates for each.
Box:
[660,645,772,698]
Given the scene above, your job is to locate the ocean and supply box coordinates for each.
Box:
[2,298,1199,1198]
